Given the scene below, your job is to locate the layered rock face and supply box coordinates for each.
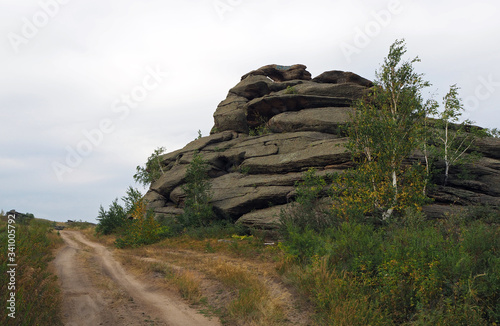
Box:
[145,64,500,229]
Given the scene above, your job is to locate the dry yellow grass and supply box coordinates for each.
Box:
[81,227,117,247]
[204,258,287,325]
[87,228,311,325]
[175,270,203,303]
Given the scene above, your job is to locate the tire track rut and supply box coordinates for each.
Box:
[54,230,220,326]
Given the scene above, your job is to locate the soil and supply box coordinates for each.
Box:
[53,230,220,326]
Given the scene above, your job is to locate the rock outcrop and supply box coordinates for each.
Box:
[145,64,500,229]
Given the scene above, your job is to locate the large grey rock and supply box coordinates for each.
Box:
[236,204,289,230]
[268,107,353,134]
[246,95,352,128]
[146,64,500,229]
[229,75,273,99]
[291,82,370,99]
[240,138,350,174]
[474,137,500,159]
[143,190,167,209]
[241,64,312,82]
[212,95,249,133]
[212,65,371,134]
[152,165,188,198]
[312,70,374,87]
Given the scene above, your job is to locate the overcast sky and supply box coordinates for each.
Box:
[1,0,499,223]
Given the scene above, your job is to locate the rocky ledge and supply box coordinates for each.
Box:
[144,64,500,229]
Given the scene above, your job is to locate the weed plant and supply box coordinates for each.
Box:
[279,207,500,324]
[115,199,169,248]
[0,219,64,325]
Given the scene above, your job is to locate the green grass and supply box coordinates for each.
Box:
[0,218,64,325]
[279,207,500,325]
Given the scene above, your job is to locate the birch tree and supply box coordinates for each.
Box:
[434,85,486,185]
[345,39,431,220]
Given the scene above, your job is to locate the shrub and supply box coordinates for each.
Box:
[96,187,145,236]
[95,199,127,235]
[279,207,500,324]
[0,219,63,325]
[178,152,215,228]
[115,199,169,248]
[279,226,328,264]
[280,168,335,233]
[133,146,167,187]
[284,85,298,94]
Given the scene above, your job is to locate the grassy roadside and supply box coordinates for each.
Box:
[88,205,500,325]
[84,227,311,325]
[277,207,500,325]
[0,216,64,325]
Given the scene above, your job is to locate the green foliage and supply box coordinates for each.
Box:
[330,163,430,221]
[0,219,63,325]
[248,113,272,136]
[238,165,251,174]
[279,226,329,264]
[433,84,487,185]
[121,186,143,213]
[275,39,500,325]
[95,199,127,235]
[279,210,500,324]
[248,124,271,136]
[178,152,215,228]
[488,128,500,137]
[348,39,432,219]
[184,220,248,240]
[114,200,169,248]
[96,187,144,235]
[280,168,335,232]
[96,186,170,247]
[284,85,298,94]
[133,146,167,187]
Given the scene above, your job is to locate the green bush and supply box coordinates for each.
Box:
[279,208,500,324]
[96,187,144,236]
[95,199,127,235]
[184,220,247,240]
[178,152,216,228]
[114,201,169,248]
[284,85,298,94]
[133,146,167,187]
[0,219,63,325]
[279,225,328,264]
[280,168,335,233]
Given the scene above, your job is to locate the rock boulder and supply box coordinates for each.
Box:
[146,64,500,229]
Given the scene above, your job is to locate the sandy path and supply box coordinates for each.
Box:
[54,230,220,326]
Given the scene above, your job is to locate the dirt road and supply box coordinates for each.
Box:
[54,230,220,326]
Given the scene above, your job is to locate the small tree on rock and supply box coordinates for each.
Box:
[134,146,167,187]
[434,85,487,185]
[179,152,215,227]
